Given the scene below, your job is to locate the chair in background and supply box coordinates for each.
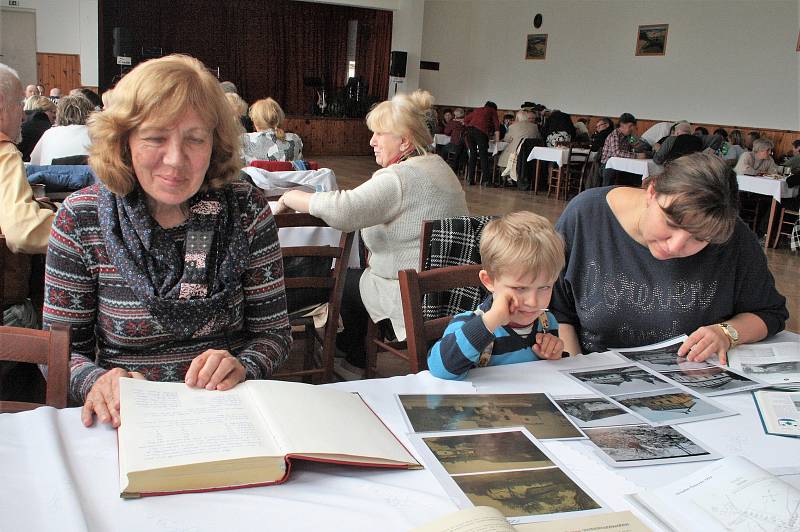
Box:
[563,144,593,199]
[771,206,800,248]
[271,212,354,384]
[515,137,544,191]
[546,145,572,200]
[0,324,70,413]
[396,264,484,373]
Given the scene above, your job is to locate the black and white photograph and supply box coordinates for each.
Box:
[566,365,674,397]
[583,424,720,467]
[452,468,601,518]
[398,394,585,440]
[554,396,641,428]
[742,361,800,375]
[422,431,553,475]
[661,366,765,396]
[615,345,713,372]
[614,388,733,426]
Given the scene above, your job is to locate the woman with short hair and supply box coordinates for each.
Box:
[241,97,303,163]
[552,152,787,362]
[28,94,95,164]
[19,96,56,161]
[276,90,469,377]
[42,54,291,427]
[734,138,778,176]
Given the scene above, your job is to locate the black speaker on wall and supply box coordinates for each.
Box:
[112,27,133,57]
[389,50,407,77]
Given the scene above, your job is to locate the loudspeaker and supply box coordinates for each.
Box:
[112,27,133,58]
[389,51,407,78]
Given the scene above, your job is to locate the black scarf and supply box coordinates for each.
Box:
[98,184,249,340]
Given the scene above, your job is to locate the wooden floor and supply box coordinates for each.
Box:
[315,155,799,335]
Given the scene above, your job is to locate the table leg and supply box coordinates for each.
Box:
[557,165,564,201]
[534,160,541,195]
[765,198,777,250]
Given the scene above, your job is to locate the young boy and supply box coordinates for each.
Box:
[428,211,565,380]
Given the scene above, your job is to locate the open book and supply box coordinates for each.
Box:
[117,378,420,498]
[630,456,800,531]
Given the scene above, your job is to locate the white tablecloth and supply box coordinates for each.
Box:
[737,174,799,204]
[605,157,664,178]
[1,332,797,531]
[527,147,598,166]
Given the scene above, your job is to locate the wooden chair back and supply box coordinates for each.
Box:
[398,265,484,373]
[771,207,800,248]
[272,212,354,383]
[0,324,71,413]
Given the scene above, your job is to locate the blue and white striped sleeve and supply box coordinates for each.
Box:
[427,311,495,380]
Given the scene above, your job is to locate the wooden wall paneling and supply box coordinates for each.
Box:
[284,117,373,156]
[36,53,81,95]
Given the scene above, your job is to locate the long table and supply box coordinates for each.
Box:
[526,147,598,196]
[737,174,799,249]
[1,332,797,531]
[604,156,664,178]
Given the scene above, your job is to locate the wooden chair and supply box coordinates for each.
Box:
[271,212,354,384]
[771,206,799,248]
[0,324,71,413]
[546,145,571,200]
[563,145,593,199]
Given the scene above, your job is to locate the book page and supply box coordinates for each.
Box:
[729,342,800,386]
[119,379,281,475]
[754,390,800,437]
[411,506,514,532]
[246,380,418,465]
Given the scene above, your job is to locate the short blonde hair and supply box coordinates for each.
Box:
[88,54,242,195]
[366,90,434,154]
[56,94,94,126]
[480,211,565,281]
[249,97,286,139]
[225,92,248,117]
[24,95,55,114]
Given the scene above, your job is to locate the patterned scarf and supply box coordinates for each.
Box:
[98,183,249,340]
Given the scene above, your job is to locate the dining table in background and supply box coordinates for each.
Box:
[604,156,664,179]
[736,174,799,250]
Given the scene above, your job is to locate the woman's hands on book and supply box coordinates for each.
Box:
[184,349,246,392]
[82,368,146,428]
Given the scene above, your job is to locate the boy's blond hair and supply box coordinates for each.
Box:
[480,211,565,281]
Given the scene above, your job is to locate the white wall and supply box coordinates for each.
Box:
[1,0,98,86]
[420,0,800,130]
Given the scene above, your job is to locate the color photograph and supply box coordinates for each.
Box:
[583,424,715,466]
[399,394,584,440]
[422,431,553,475]
[526,34,548,60]
[635,24,668,56]
[661,366,765,396]
[453,468,601,518]
[555,397,641,428]
[567,366,674,397]
[615,389,730,425]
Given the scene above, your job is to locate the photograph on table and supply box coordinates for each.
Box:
[553,396,641,428]
[583,424,721,467]
[564,365,675,397]
[613,336,714,372]
[660,365,765,397]
[525,34,548,60]
[613,388,734,426]
[728,342,800,386]
[421,430,554,475]
[397,394,585,440]
[635,24,668,56]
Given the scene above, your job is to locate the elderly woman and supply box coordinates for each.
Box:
[276,90,469,377]
[497,109,540,169]
[552,153,787,363]
[225,92,254,133]
[734,138,778,176]
[28,94,94,165]
[241,97,303,163]
[19,95,56,161]
[42,55,291,427]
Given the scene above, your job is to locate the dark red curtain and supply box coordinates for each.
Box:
[99,0,391,115]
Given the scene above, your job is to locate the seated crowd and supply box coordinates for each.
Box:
[0,54,793,428]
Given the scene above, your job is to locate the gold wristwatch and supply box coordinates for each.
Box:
[718,322,739,348]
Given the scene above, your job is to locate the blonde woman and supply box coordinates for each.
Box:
[19,95,56,161]
[276,90,469,378]
[28,94,94,164]
[225,92,253,133]
[242,97,302,162]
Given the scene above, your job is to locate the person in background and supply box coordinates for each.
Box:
[225,92,253,133]
[428,212,565,380]
[500,113,514,138]
[542,110,576,147]
[782,139,800,173]
[42,54,291,427]
[694,126,709,136]
[653,121,703,165]
[444,107,467,173]
[438,108,453,133]
[28,94,94,165]
[275,90,468,380]
[552,153,787,363]
[18,95,55,161]
[220,81,238,94]
[70,87,103,110]
[600,112,645,186]
[497,109,539,173]
[640,121,675,149]
[36,85,45,97]
[723,129,747,164]
[589,118,614,153]
[241,97,303,163]
[48,87,61,104]
[574,118,590,141]
[713,128,728,140]
[746,131,761,150]
[734,138,778,176]
[463,101,501,186]
[24,84,39,98]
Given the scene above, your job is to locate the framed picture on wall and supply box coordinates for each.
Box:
[635,24,669,56]
[526,34,548,60]
[796,31,800,52]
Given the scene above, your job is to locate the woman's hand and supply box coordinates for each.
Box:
[184,349,246,391]
[273,194,292,214]
[678,325,731,364]
[82,368,146,428]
